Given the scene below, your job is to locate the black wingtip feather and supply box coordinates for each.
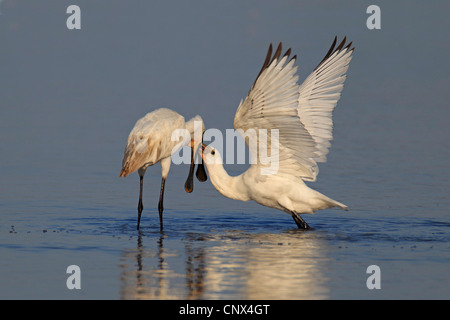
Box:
[345,41,355,52]
[253,43,273,86]
[269,42,283,65]
[314,36,353,71]
[251,42,291,90]
[289,54,297,63]
[315,36,337,69]
[335,36,347,52]
[283,48,291,59]
[248,37,353,94]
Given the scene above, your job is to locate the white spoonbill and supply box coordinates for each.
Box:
[120,108,207,230]
[201,37,354,229]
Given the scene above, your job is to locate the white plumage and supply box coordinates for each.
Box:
[120,108,207,230]
[120,109,187,175]
[203,37,354,229]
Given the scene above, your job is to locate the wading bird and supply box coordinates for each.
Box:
[201,37,353,229]
[120,108,207,230]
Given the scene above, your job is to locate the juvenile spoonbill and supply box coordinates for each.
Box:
[120,108,207,230]
[201,37,353,229]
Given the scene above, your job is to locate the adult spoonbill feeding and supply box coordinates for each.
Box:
[120,108,207,230]
[201,37,354,229]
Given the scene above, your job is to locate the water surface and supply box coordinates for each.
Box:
[1,1,449,299]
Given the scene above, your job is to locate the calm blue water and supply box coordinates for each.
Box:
[1,1,449,299]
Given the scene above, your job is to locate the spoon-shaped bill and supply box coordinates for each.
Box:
[184,137,207,192]
[195,160,207,182]
[184,142,196,193]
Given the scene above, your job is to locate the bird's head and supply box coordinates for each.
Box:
[186,115,205,137]
[201,144,223,167]
[184,115,207,192]
[186,114,206,169]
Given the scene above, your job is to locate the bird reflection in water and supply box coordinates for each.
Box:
[119,232,207,299]
[119,230,330,299]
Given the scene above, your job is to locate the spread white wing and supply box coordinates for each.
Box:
[233,37,354,181]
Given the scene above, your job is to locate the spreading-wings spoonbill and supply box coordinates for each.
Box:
[201,37,354,229]
[120,108,207,230]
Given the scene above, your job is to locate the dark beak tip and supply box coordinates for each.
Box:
[184,179,194,193]
[195,162,208,182]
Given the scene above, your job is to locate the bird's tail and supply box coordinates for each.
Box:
[119,167,129,177]
[330,198,348,211]
[315,190,348,211]
[325,196,348,211]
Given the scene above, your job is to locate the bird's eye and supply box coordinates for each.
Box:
[211,150,215,156]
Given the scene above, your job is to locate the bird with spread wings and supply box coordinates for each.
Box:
[201,37,354,229]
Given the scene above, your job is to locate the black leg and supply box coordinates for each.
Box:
[291,212,311,230]
[137,175,144,230]
[158,177,166,228]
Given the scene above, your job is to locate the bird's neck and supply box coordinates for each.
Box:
[207,163,250,201]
